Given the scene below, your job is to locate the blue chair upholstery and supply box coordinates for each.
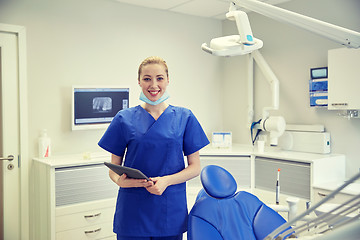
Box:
[188,165,290,240]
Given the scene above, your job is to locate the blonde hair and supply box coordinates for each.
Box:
[138,56,169,80]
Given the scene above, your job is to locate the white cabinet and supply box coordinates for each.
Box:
[328,48,360,110]
[32,155,118,240]
[254,153,345,201]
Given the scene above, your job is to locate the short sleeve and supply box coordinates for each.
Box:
[98,113,127,157]
[183,111,210,156]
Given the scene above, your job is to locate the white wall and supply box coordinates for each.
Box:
[0,0,223,157]
[222,0,360,177]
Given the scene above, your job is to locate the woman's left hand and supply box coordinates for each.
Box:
[145,176,170,195]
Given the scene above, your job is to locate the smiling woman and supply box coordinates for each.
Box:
[98,56,210,240]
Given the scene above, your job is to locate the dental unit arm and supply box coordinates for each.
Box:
[251,49,285,146]
[233,0,360,49]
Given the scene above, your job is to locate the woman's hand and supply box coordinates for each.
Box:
[145,176,170,195]
[144,151,201,195]
[115,173,154,188]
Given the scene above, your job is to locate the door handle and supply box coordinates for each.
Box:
[0,155,14,161]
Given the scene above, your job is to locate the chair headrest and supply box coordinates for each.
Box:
[200,165,237,199]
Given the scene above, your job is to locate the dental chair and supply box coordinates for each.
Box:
[187,165,292,240]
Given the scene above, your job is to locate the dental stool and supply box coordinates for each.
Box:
[187,165,291,240]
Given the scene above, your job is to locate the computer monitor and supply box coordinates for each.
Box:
[72,86,129,130]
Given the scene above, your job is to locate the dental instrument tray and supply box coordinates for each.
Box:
[104,162,151,181]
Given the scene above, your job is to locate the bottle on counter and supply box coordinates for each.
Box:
[38,129,51,158]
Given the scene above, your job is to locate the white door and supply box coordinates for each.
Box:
[0,30,21,240]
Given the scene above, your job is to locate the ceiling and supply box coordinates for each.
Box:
[113,0,291,20]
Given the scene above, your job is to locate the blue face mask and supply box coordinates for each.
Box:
[139,91,170,105]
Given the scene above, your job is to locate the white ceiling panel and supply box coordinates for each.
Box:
[114,0,191,10]
[113,0,291,19]
[170,0,230,18]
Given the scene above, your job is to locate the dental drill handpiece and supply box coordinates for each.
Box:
[276,168,280,205]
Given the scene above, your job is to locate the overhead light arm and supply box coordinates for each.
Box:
[201,2,263,56]
[233,0,360,48]
[226,5,255,45]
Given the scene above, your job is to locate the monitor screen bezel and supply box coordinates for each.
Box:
[310,67,328,79]
[71,85,130,131]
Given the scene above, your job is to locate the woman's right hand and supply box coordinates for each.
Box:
[115,173,154,188]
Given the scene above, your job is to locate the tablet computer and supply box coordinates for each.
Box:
[104,162,151,181]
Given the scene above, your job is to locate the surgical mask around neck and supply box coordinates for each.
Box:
[139,91,170,105]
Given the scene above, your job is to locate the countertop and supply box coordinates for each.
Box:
[314,180,360,196]
[33,151,112,168]
[200,144,253,156]
[33,143,345,167]
[200,144,345,163]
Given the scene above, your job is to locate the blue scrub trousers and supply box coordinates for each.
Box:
[117,235,183,240]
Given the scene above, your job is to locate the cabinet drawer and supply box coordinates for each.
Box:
[56,222,114,240]
[56,206,115,232]
[101,236,116,240]
[313,188,355,204]
[255,157,311,199]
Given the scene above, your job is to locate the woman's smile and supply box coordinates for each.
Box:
[149,90,160,97]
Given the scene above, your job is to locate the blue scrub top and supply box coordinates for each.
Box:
[98,105,209,237]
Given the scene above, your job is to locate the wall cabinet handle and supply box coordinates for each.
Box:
[317,192,334,198]
[317,192,327,197]
[84,212,101,219]
[331,103,348,106]
[84,227,101,235]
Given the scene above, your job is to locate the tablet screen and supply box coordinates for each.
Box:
[104,162,150,181]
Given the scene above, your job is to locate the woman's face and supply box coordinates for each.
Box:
[138,63,169,102]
